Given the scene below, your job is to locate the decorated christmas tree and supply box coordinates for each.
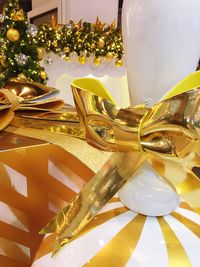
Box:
[0,0,48,87]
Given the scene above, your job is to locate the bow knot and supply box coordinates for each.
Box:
[0,89,20,111]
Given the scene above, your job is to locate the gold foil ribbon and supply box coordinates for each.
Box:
[40,72,200,254]
[0,78,64,131]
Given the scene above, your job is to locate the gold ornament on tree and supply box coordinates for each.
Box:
[10,7,25,21]
[0,53,6,66]
[91,43,96,49]
[37,47,45,60]
[40,71,47,79]
[6,28,20,42]
[52,40,58,47]
[64,47,70,53]
[0,73,5,79]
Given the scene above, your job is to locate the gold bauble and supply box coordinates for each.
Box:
[0,73,5,79]
[79,55,87,65]
[52,40,58,47]
[65,57,71,62]
[94,57,102,66]
[6,28,20,42]
[0,53,6,66]
[40,71,47,79]
[115,59,123,68]
[97,38,105,48]
[37,47,45,60]
[106,52,113,60]
[64,47,70,53]
[11,8,25,21]
[91,43,96,49]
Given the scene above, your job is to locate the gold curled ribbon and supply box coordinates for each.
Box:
[40,71,200,255]
[0,79,64,131]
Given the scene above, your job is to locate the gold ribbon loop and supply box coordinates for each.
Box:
[0,79,64,131]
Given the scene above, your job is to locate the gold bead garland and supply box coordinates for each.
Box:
[115,59,123,68]
[79,55,87,65]
[94,57,102,66]
[0,53,6,66]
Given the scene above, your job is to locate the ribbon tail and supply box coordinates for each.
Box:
[40,151,145,255]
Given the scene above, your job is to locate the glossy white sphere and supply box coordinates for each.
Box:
[119,164,180,216]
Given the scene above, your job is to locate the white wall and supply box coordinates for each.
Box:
[64,0,119,24]
[32,0,119,24]
[32,0,49,9]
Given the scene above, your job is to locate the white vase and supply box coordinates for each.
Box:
[122,0,200,105]
[120,0,200,216]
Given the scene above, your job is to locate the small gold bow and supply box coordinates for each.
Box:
[41,71,200,254]
[0,78,64,131]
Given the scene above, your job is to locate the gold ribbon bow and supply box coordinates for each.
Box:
[41,71,200,254]
[0,78,64,131]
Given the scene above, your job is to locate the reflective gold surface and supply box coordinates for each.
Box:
[158,217,192,267]
[4,77,59,100]
[0,80,64,131]
[5,126,111,174]
[11,116,85,139]
[17,104,79,122]
[41,72,200,254]
[33,201,199,266]
[40,151,145,254]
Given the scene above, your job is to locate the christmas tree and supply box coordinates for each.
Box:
[0,0,48,87]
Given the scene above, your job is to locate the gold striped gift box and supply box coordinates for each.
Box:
[0,132,199,267]
[32,199,200,266]
[0,132,98,267]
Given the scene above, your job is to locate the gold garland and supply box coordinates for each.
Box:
[36,16,124,67]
